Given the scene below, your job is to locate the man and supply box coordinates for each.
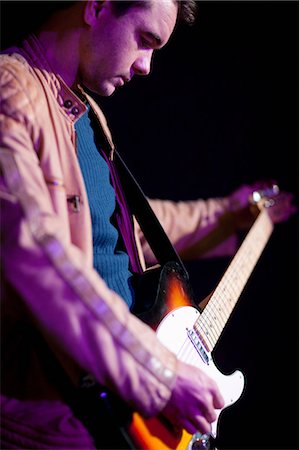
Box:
[0,1,295,449]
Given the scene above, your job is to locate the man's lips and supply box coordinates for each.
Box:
[121,75,131,84]
[114,76,131,88]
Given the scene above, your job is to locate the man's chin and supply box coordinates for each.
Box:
[81,82,116,98]
[98,84,116,97]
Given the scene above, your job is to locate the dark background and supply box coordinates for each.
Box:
[1,1,298,449]
[99,3,298,449]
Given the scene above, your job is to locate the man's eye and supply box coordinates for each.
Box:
[140,37,152,49]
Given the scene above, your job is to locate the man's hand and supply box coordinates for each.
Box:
[228,181,297,231]
[161,360,224,435]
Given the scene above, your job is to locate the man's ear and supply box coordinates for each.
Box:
[84,1,106,26]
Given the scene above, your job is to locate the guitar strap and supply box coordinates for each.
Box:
[113,149,189,278]
[83,94,188,280]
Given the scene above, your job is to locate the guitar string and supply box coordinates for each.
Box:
[206,211,272,348]
[202,234,266,348]
[193,210,273,351]
[176,334,206,368]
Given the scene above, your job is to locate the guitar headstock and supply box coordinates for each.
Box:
[250,183,280,209]
[250,182,296,224]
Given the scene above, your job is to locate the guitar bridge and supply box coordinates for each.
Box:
[187,328,210,365]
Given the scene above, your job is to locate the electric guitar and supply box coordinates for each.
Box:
[76,188,278,450]
[128,190,276,450]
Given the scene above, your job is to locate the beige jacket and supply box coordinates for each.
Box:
[0,35,236,444]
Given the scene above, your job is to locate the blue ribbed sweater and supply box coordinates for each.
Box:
[75,107,134,308]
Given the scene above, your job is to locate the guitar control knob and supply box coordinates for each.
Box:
[187,432,215,450]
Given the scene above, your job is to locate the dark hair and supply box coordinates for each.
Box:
[39,1,198,25]
[36,1,198,25]
[111,1,198,25]
[174,0,198,25]
[1,0,198,50]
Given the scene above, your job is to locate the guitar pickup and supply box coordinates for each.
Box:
[187,329,210,365]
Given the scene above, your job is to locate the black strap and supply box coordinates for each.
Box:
[87,102,188,278]
[114,150,188,279]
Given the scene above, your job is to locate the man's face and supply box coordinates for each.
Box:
[79,0,178,96]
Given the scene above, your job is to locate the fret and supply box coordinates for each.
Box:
[194,209,273,350]
[203,308,222,335]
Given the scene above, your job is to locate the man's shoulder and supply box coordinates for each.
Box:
[0,50,32,79]
[0,52,43,118]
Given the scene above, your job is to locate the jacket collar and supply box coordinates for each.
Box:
[16,34,115,158]
[21,34,87,122]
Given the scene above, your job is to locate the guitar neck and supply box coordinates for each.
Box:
[194,209,274,352]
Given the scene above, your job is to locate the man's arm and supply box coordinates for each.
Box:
[0,58,178,416]
[138,186,295,264]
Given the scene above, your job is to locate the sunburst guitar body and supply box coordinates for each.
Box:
[129,202,274,450]
[129,262,245,450]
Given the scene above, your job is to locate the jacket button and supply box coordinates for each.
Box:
[71,106,80,115]
[64,99,73,108]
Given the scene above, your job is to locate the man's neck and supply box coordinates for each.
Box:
[36,5,83,90]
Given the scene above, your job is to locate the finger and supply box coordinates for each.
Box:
[252,179,278,192]
[180,419,198,435]
[268,201,297,223]
[181,416,212,436]
[192,415,212,435]
[213,390,225,409]
[208,383,225,409]
[192,393,219,425]
[198,395,218,422]
[197,377,225,410]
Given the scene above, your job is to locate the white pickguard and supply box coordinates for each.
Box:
[156,305,245,438]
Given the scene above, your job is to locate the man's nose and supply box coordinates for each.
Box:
[132,50,153,76]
